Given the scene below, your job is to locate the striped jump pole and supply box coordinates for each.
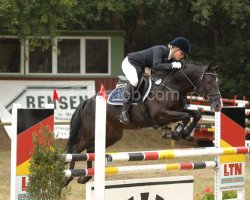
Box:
[187,95,250,107]
[63,153,95,162]
[185,104,250,115]
[105,146,249,162]
[64,161,217,178]
[62,146,249,162]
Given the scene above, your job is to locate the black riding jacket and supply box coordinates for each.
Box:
[127,45,173,71]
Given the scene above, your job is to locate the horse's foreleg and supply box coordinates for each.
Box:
[182,110,202,137]
[159,110,190,140]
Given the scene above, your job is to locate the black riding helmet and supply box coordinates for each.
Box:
[170,37,191,56]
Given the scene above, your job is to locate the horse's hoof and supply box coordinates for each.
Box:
[77,176,92,184]
[161,129,172,139]
[64,177,73,187]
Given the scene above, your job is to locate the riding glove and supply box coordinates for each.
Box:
[172,62,182,69]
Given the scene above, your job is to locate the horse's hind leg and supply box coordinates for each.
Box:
[64,144,87,186]
[77,143,94,184]
[77,126,123,184]
[64,145,77,186]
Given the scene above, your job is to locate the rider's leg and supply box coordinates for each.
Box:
[120,83,133,124]
[120,57,138,124]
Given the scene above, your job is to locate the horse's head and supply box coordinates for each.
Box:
[197,64,223,111]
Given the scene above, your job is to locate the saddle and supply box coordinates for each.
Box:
[107,73,152,105]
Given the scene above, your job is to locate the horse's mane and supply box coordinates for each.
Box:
[151,59,206,79]
[182,59,205,68]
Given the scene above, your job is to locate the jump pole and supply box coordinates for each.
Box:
[62,146,249,162]
[10,104,21,200]
[93,95,107,200]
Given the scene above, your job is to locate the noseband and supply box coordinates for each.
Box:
[180,68,221,104]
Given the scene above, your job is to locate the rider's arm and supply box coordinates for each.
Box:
[152,47,173,70]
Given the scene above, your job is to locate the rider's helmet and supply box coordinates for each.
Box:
[169,37,191,56]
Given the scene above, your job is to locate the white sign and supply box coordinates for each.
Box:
[0,80,95,138]
[86,176,194,200]
[220,162,245,191]
[16,176,29,200]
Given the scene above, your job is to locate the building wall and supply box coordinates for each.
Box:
[111,34,124,76]
[0,30,124,78]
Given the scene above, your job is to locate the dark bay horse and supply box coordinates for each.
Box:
[65,61,222,185]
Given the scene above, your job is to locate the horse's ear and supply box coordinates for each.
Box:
[207,63,213,71]
[212,63,222,72]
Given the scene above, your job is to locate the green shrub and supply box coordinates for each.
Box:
[27,126,70,200]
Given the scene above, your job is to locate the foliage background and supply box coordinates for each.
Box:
[0,0,249,98]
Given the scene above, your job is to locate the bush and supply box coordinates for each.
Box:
[27,126,70,200]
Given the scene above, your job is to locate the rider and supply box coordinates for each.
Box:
[120,37,191,124]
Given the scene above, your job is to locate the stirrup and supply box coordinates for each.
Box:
[119,111,129,124]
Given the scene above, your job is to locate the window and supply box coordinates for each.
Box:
[0,36,111,75]
[86,39,109,74]
[0,38,20,73]
[29,42,52,73]
[57,39,80,73]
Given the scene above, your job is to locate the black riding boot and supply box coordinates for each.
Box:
[120,83,133,124]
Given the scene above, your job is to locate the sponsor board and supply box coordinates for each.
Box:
[0,80,95,138]
[220,162,245,191]
[18,194,29,200]
[16,176,29,200]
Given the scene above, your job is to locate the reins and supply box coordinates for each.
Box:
[152,63,221,103]
[180,66,221,103]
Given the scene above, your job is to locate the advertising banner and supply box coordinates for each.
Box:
[0,80,95,138]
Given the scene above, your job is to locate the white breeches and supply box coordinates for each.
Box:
[121,57,139,87]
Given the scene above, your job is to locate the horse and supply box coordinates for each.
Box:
[64,60,223,185]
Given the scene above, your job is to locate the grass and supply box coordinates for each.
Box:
[1,130,250,199]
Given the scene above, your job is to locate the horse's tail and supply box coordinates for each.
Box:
[65,100,87,153]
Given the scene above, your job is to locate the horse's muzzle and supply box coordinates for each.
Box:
[211,97,223,112]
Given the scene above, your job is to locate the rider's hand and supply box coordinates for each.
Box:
[171,62,182,69]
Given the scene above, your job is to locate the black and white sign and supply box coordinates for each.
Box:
[86,176,194,200]
[0,80,95,138]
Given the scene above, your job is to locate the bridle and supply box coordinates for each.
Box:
[180,67,222,104]
[152,64,221,104]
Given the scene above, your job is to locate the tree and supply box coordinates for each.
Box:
[0,0,76,48]
[190,0,250,98]
[0,0,249,98]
